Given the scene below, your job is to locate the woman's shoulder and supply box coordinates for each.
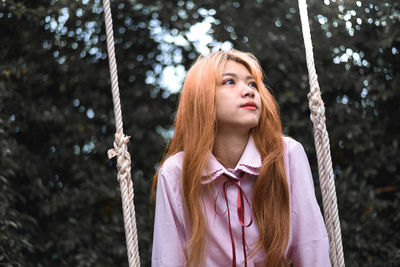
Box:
[282,136,304,154]
[281,136,310,179]
[156,152,185,198]
[158,152,184,182]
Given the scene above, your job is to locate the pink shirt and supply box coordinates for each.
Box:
[152,137,331,266]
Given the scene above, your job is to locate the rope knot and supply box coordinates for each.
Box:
[108,132,132,183]
[307,86,326,132]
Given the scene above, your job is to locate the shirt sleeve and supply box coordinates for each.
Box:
[152,166,187,267]
[288,140,331,267]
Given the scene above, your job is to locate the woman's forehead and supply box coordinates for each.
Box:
[222,60,254,78]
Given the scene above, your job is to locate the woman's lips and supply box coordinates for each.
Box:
[241,101,257,110]
[241,106,257,110]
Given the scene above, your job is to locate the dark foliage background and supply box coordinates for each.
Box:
[1,0,399,266]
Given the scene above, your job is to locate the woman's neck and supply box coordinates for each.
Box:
[213,130,250,169]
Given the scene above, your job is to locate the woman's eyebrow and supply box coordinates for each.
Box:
[222,73,255,80]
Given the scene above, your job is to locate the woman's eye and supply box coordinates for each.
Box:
[223,79,235,85]
[249,82,258,89]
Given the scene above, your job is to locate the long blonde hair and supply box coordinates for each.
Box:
[152,50,290,266]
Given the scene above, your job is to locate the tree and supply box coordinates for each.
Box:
[0,0,184,265]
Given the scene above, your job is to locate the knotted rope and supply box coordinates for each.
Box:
[298,0,345,266]
[103,0,140,266]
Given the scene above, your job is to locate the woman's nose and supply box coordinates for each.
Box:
[241,84,255,98]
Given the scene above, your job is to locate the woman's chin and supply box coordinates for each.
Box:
[239,120,259,132]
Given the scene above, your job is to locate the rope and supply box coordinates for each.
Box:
[298,0,345,266]
[103,0,140,266]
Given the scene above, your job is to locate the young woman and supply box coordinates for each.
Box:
[152,50,331,267]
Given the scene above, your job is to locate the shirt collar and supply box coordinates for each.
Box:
[202,136,262,184]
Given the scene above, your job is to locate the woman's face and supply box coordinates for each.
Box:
[215,60,261,133]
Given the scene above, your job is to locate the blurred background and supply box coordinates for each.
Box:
[1,0,399,266]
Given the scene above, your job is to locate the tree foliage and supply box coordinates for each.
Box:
[1,0,399,266]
